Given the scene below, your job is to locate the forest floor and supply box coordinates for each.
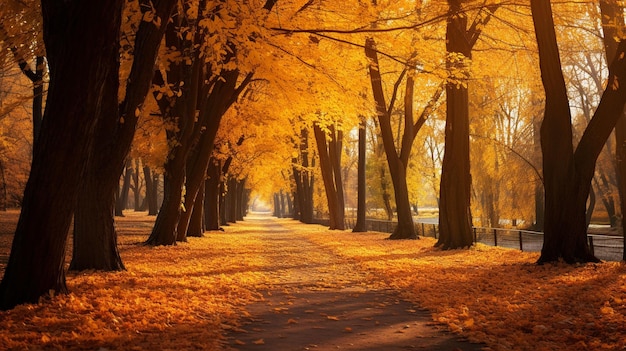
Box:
[0,210,625,351]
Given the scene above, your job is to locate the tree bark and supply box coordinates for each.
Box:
[313,123,345,230]
[0,0,124,310]
[115,159,133,216]
[204,158,221,230]
[353,119,367,232]
[145,4,203,245]
[364,38,417,239]
[71,0,175,270]
[292,129,315,223]
[437,0,494,249]
[133,158,141,211]
[531,0,626,263]
[143,166,159,215]
[187,180,205,237]
[600,0,626,260]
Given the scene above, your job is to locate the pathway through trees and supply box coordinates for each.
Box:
[226,213,483,350]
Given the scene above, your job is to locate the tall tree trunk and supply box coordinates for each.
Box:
[204,158,221,230]
[364,38,416,239]
[353,118,367,232]
[133,158,141,211]
[116,159,133,216]
[0,0,124,310]
[292,128,315,224]
[437,0,495,248]
[600,0,626,261]
[146,5,203,245]
[531,0,626,263]
[71,0,176,271]
[273,193,280,217]
[533,116,545,230]
[0,161,6,211]
[437,0,473,249]
[313,123,345,230]
[143,166,159,215]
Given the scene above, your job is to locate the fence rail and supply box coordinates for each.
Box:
[316,217,625,262]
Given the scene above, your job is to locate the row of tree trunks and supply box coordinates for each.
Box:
[145,0,205,246]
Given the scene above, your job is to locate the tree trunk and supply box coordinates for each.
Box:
[143,166,159,215]
[146,5,203,245]
[353,119,367,232]
[531,0,626,263]
[600,0,626,261]
[187,180,205,237]
[292,128,315,224]
[0,0,124,310]
[116,159,133,216]
[364,38,416,239]
[204,158,221,230]
[0,161,7,211]
[71,176,124,271]
[313,123,345,230]
[437,0,474,249]
[133,158,141,211]
[273,193,280,217]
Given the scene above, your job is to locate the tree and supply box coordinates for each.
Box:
[0,0,124,310]
[146,0,276,245]
[70,0,176,271]
[293,128,315,223]
[530,0,626,263]
[365,37,443,240]
[436,0,496,249]
[598,0,626,261]
[352,117,367,232]
[313,122,346,230]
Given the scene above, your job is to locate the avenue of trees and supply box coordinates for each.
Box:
[1,0,626,309]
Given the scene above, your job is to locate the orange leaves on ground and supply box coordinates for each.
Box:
[295,222,626,351]
[1,214,625,351]
[0,212,269,351]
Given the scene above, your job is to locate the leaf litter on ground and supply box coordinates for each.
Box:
[0,211,624,351]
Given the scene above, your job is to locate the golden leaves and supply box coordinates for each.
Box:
[301,227,626,351]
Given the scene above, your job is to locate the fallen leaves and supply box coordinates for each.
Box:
[0,213,624,351]
[299,224,626,351]
[0,212,269,351]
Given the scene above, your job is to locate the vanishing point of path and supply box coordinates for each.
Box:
[225,213,485,351]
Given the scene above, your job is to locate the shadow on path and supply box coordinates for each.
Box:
[225,214,485,351]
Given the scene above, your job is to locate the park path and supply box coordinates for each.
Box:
[224,213,485,351]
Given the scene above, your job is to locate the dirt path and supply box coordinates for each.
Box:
[224,214,485,351]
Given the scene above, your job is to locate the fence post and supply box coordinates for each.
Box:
[473,227,477,244]
[519,231,523,251]
[588,235,595,256]
[421,223,425,237]
[493,228,498,247]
